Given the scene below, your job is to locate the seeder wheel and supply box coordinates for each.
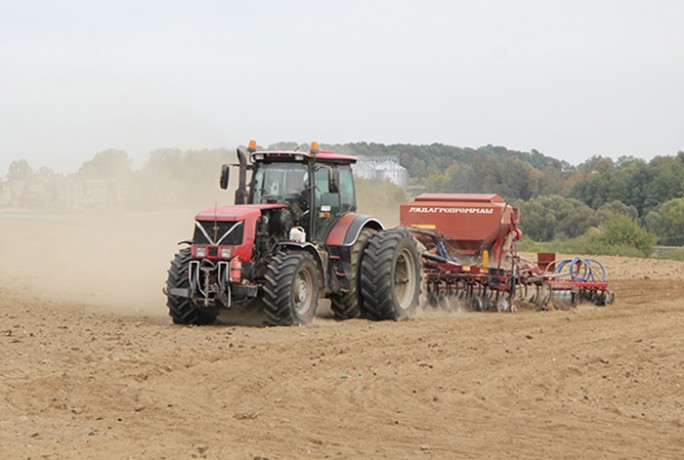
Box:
[426,291,439,308]
[595,290,615,306]
[470,296,484,312]
[482,296,493,312]
[496,297,510,312]
[438,292,451,310]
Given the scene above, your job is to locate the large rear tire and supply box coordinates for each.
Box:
[329,227,377,320]
[166,248,218,325]
[360,229,421,320]
[262,251,320,326]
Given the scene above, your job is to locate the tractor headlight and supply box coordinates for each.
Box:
[220,248,232,259]
[196,247,206,258]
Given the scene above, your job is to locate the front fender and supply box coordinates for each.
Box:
[277,242,327,281]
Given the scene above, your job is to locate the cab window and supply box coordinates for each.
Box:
[313,164,357,213]
[338,165,356,212]
[251,163,308,204]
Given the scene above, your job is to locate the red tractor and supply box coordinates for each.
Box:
[164,141,421,325]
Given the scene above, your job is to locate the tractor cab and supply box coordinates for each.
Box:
[222,141,358,243]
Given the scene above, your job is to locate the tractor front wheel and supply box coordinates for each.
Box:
[165,248,218,325]
[262,251,320,326]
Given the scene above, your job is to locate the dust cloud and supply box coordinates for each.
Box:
[0,165,240,317]
[0,167,408,320]
[2,211,191,317]
[355,178,406,227]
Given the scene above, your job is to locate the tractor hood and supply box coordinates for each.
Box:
[192,204,288,263]
[195,204,286,222]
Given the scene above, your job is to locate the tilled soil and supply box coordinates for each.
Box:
[1,213,683,459]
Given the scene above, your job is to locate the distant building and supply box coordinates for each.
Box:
[352,156,408,189]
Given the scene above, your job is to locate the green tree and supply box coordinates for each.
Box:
[642,157,684,212]
[556,204,599,239]
[78,150,132,179]
[645,198,684,245]
[7,159,33,181]
[571,153,684,217]
[597,200,639,222]
[577,155,614,175]
[426,162,471,193]
[517,195,599,241]
[584,213,655,257]
[132,148,232,209]
[497,157,540,200]
[324,141,573,199]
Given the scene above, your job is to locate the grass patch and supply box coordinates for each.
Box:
[653,247,684,261]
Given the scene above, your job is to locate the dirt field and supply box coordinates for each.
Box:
[1,212,683,459]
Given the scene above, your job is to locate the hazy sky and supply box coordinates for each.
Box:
[2,0,683,174]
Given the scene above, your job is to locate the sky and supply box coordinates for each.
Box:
[1,0,683,174]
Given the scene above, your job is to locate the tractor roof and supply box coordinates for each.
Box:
[252,150,357,164]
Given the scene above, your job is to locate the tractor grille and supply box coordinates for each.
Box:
[193,220,244,246]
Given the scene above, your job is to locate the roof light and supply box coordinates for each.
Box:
[253,153,264,161]
[247,139,257,153]
[310,141,319,155]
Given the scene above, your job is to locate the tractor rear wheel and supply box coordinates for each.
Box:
[330,227,377,320]
[360,229,421,320]
[262,251,320,326]
[166,248,218,325]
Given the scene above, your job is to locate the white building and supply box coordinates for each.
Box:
[352,156,408,189]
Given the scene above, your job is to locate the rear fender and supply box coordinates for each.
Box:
[324,214,384,295]
[325,214,384,247]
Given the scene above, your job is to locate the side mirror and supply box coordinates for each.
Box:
[220,164,230,189]
[328,167,340,194]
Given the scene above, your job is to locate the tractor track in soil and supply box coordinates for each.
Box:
[1,212,683,459]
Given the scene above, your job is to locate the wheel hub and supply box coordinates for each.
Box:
[295,279,308,303]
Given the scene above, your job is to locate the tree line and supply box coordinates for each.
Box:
[322,142,684,248]
[4,142,684,248]
[3,149,233,210]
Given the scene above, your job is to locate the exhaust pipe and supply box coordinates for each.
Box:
[235,147,248,204]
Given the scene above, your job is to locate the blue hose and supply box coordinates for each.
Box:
[436,241,462,265]
[552,257,607,282]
